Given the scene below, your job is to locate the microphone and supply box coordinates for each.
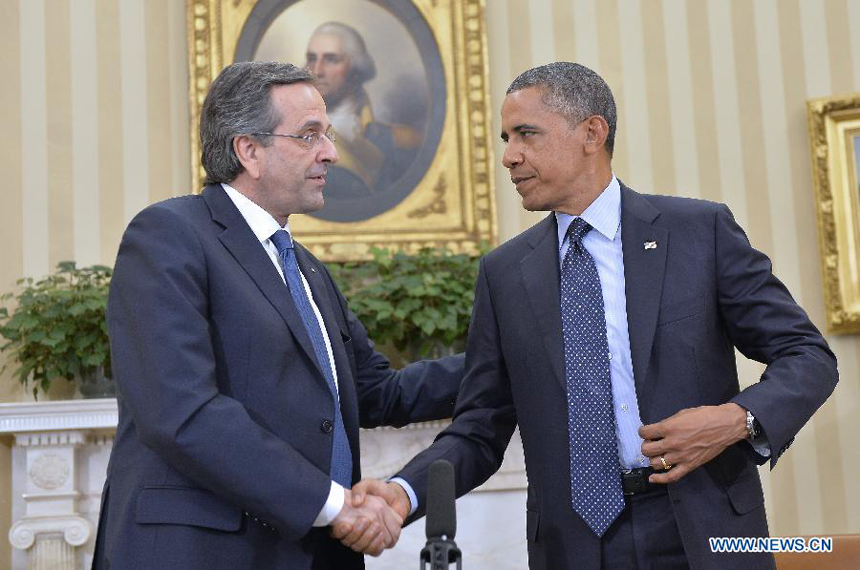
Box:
[420,460,462,569]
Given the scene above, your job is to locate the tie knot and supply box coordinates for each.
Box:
[566,217,593,246]
[270,229,293,255]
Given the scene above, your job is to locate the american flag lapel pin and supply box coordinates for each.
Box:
[644,241,657,250]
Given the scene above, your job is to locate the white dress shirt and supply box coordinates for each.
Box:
[222,183,345,526]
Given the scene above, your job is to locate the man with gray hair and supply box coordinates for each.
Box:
[92,60,463,569]
[305,21,421,200]
[350,62,837,569]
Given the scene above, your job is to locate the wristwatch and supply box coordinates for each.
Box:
[745,410,762,440]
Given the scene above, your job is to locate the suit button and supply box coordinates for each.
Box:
[321,420,333,433]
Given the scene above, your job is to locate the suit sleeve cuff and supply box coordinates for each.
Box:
[312,482,345,527]
[389,477,417,516]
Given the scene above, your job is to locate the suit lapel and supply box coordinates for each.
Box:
[520,215,566,390]
[202,186,325,382]
[619,185,668,413]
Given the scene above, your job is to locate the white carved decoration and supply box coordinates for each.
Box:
[8,516,91,550]
[29,454,71,490]
[16,432,87,448]
[31,535,75,570]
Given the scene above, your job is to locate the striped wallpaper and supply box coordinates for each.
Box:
[0,0,857,549]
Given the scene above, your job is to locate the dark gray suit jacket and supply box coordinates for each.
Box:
[396,184,837,570]
[92,185,464,569]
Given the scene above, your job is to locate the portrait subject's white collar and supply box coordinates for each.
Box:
[327,93,363,142]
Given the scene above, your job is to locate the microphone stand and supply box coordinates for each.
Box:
[420,534,462,570]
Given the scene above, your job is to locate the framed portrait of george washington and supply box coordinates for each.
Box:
[807,92,860,334]
[187,0,496,260]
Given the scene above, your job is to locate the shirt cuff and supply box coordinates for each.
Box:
[747,434,772,458]
[389,477,417,516]
[312,482,345,527]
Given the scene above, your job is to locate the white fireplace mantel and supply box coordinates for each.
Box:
[0,398,117,570]
[0,398,527,569]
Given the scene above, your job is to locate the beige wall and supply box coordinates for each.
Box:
[0,0,856,556]
[0,0,190,563]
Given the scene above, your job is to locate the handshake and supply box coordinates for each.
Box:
[330,479,412,556]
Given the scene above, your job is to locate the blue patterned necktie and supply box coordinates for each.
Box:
[561,218,624,537]
[270,230,353,487]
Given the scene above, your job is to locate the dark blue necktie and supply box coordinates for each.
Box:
[561,218,624,537]
[270,230,353,487]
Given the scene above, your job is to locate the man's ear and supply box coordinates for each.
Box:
[582,116,609,156]
[233,135,262,180]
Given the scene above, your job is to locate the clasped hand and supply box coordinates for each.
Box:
[330,480,410,556]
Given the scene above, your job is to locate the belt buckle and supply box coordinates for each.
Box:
[621,468,650,495]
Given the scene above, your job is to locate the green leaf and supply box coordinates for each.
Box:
[57,261,77,273]
[26,330,48,343]
[419,320,437,336]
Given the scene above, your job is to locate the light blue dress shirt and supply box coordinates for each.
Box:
[556,176,650,470]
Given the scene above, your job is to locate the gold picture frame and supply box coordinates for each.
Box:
[807,92,860,334]
[186,0,496,260]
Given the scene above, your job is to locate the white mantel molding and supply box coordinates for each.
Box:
[0,401,445,434]
[16,432,88,448]
[0,399,118,434]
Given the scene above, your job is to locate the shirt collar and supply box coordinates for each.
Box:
[221,183,291,245]
[555,175,621,247]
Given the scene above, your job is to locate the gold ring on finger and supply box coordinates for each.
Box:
[660,456,672,470]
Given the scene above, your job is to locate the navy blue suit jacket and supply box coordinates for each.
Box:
[93,185,464,569]
[396,185,837,570]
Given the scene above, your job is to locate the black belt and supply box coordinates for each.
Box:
[621,467,664,496]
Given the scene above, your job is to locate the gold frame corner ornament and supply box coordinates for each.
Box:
[185,0,496,261]
[807,92,860,334]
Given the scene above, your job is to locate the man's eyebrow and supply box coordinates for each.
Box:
[296,119,326,132]
[501,123,541,140]
[307,51,341,58]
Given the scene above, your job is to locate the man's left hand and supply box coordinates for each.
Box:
[639,403,748,484]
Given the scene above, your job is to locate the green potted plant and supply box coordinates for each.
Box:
[329,247,481,361]
[0,261,113,399]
